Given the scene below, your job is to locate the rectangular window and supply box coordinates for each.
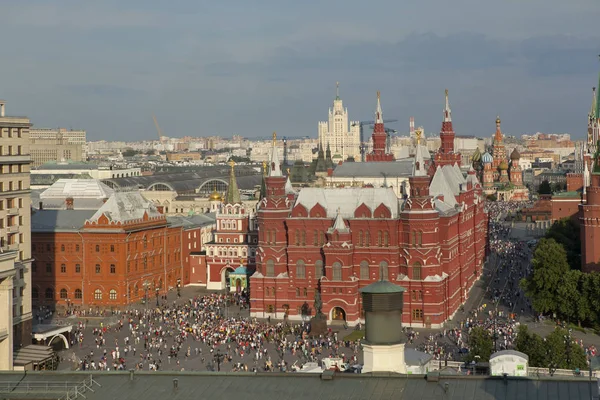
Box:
[32,263,37,273]
[95,264,101,274]
[110,264,116,274]
[110,245,115,252]
[75,264,81,273]
[76,244,80,252]
[412,309,424,321]
[60,264,66,273]
[46,263,51,273]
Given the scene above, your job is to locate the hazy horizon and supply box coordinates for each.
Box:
[0,1,598,141]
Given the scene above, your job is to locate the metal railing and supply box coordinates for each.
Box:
[0,375,101,400]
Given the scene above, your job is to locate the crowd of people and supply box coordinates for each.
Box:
[60,292,361,372]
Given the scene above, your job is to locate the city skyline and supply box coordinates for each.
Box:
[0,1,598,141]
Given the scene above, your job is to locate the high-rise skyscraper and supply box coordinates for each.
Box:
[0,100,32,370]
[317,82,361,162]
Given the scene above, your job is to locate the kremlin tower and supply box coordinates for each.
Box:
[366,92,394,162]
[433,89,461,167]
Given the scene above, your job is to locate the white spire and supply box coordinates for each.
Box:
[584,152,590,196]
[375,91,383,124]
[330,208,349,233]
[269,132,282,177]
[285,176,294,194]
[444,89,452,122]
[413,129,426,176]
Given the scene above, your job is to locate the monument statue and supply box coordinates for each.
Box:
[314,290,323,316]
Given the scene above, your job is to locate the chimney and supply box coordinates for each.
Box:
[39,201,43,210]
[0,101,5,117]
[66,197,74,210]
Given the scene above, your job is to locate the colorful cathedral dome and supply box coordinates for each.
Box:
[499,160,509,170]
[472,147,482,162]
[481,152,493,164]
[510,148,520,160]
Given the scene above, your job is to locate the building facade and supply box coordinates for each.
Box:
[203,162,258,290]
[318,83,361,162]
[0,100,33,354]
[31,192,186,309]
[249,137,488,327]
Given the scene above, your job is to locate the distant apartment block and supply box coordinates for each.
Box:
[0,100,33,370]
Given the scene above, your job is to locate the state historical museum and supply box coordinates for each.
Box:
[250,92,488,327]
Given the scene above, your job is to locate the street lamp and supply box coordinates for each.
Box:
[177,279,181,298]
[214,349,224,372]
[155,288,160,307]
[143,281,149,309]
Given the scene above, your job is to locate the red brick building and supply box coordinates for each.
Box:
[250,123,488,327]
[365,92,394,162]
[31,191,213,309]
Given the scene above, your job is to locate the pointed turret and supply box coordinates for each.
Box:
[444,88,452,122]
[335,81,340,100]
[269,132,282,177]
[589,87,597,121]
[413,129,426,177]
[375,90,383,123]
[494,116,503,143]
[328,208,349,233]
[596,70,600,120]
[224,160,241,204]
[285,175,294,194]
[438,89,456,155]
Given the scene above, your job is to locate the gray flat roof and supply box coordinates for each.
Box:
[0,371,595,400]
[332,160,414,178]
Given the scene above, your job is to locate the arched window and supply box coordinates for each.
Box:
[384,231,389,247]
[380,261,389,281]
[296,287,300,297]
[94,289,102,300]
[74,289,82,299]
[377,230,382,247]
[109,289,117,300]
[296,260,306,279]
[266,260,275,277]
[365,231,370,247]
[61,244,65,252]
[313,230,318,246]
[45,288,53,299]
[301,231,306,246]
[295,229,300,246]
[95,245,100,252]
[134,285,139,298]
[358,230,363,247]
[412,232,417,246]
[332,262,342,281]
[360,261,369,280]
[60,288,68,299]
[418,231,423,246]
[303,287,308,297]
[315,260,324,279]
[32,287,38,299]
[413,262,422,281]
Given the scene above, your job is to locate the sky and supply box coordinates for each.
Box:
[0,0,599,141]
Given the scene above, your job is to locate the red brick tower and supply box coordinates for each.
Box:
[434,89,461,167]
[581,148,600,272]
[366,91,394,162]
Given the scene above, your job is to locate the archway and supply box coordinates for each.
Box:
[331,306,346,321]
[48,333,69,350]
[235,278,242,292]
[221,267,234,290]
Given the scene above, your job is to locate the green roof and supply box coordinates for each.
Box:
[552,191,580,198]
[360,280,406,294]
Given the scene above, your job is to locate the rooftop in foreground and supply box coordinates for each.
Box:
[0,371,596,400]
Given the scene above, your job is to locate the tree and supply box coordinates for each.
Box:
[545,218,581,270]
[545,328,587,370]
[486,194,497,202]
[122,148,139,157]
[521,238,570,316]
[145,149,156,155]
[538,180,552,195]
[464,326,493,363]
[514,326,546,367]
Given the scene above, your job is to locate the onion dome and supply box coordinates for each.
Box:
[472,147,482,162]
[510,148,520,160]
[481,152,493,164]
[499,160,509,170]
[209,190,222,201]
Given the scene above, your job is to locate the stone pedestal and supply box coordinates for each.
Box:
[309,313,327,337]
[362,343,406,374]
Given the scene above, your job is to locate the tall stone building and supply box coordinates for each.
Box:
[317,83,361,162]
[0,100,33,365]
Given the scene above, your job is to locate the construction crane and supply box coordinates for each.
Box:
[352,119,398,161]
[152,114,164,143]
